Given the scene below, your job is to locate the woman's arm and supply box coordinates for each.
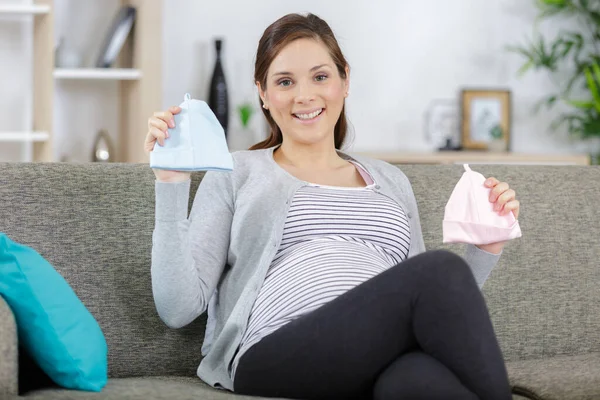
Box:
[476,242,503,254]
[401,173,501,289]
[464,244,502,288]
[151,171,233,328]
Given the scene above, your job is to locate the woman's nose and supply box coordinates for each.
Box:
[293,81,315,104]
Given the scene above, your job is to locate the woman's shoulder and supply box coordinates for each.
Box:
[203,148,273,186]
[198,150,268,197]
[228,149,274,178]
[231,148,270,167]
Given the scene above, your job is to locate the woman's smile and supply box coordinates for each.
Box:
[293,107,325,125]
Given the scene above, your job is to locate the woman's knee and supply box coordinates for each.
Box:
[413,250,472,281]
[373,351,478,400]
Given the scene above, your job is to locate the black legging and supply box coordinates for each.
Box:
[234,250,511,400]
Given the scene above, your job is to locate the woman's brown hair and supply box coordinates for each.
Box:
[249,13,350,151]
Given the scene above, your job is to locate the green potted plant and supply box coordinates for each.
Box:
[488,124,506,152]
[226,101,256,151]
[508,0,600,164]
[238,102,254,130]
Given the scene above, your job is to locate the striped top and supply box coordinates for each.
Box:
[231,161,411,379]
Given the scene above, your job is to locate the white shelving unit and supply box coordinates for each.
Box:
[0,131,49,163]
[0,132,49,142]
[0,0,52,162]
[54,68,142,80]
[0,0,162,163]
[0,4,50,14]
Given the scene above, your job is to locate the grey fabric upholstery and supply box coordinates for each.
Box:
[0,163,206,380]
[507,353,600,400]
[0,162,599,399]
[16,376,554,400]
[21,377,284,400]
[0,296,17,397]
[400,165,600,363]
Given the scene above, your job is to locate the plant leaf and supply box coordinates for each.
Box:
[587,10,600,26]
[534,95,559,113]
[564,99,595,109]
[566,62,588,94]
[591,62,600,88]
[561,40,574,57]
[584,66,600,111]
[540,0,566,5]
[581,117,600,137]
[505,44,535,60]
[518,60,536,76]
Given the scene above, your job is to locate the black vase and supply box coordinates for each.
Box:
[208,38,229,137]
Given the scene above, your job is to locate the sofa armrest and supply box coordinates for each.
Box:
[0,296,18,397]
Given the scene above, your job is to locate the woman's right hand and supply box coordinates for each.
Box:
[145,106,191,182]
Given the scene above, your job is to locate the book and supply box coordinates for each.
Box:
[96,6,136,68]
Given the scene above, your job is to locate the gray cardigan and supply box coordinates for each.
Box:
[151,146,501,391]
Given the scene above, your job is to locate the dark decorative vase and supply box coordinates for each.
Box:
[208,38,229,137]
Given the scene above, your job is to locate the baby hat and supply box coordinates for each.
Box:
[150,93,234,171]
[443,164,522,245]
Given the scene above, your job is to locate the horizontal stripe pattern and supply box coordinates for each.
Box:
[232,167,411,378]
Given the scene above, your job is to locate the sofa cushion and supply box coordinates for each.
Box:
[0,233,107,391]
[507,353,600,400]
[18,375,543,399]
[21,376,288,399]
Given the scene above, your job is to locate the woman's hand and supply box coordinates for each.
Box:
[475,177,521,254]
[144,106,191,183]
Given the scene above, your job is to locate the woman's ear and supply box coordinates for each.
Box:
[344,66,350,97]
[256,81,267,107]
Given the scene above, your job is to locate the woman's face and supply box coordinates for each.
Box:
[258,38,349,147]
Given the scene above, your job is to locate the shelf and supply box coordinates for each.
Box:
[0,131,50,142]
[0,0,162,163]
[54,68,142,80]
[0,4,51,15]
[356,151,591,165]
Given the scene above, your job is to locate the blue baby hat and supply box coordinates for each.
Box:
[150,93,234,171]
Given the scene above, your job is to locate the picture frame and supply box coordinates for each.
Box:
[460,89,511,151]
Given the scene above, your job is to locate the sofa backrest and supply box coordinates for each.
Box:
[1,162,599,379]
[0,163,205,379]
[401,164,600,363]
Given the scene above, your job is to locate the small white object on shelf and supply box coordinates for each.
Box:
[54,68,142,80]
[0,131,49,142]
[0,4,51,15]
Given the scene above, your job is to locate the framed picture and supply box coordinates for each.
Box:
[460,89,511,151]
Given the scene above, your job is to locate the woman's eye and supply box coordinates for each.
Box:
[278,79,292,87]
[315,74,328,82]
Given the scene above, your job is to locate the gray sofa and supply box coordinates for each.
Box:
[0,161,599,400]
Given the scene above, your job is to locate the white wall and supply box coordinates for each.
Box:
[0,0,588,162]
[163,0,585,154]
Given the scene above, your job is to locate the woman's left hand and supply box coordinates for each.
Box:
[475,177,520,254]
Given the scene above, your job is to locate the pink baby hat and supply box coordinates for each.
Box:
[443,164,522,245]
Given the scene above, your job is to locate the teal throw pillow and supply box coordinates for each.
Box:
[0,233,107,391]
